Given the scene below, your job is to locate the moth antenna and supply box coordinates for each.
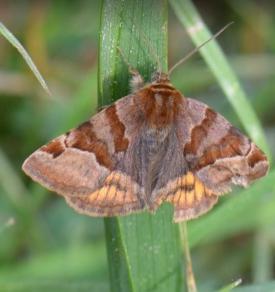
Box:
[117,47,144,91]
[137,30,163,74]
[117,47,138,75]
[168,22,234,76]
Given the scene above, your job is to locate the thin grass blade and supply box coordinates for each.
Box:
[0,21,51,96]
[169,0,270,157]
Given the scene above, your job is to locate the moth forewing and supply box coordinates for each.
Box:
[23,73,269,222]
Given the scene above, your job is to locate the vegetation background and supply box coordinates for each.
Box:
[0,1,275,291]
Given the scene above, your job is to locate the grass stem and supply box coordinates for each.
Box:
[180,222,197,292]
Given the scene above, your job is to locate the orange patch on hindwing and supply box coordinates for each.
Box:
[86,171,140,208]
[166,172,213,209]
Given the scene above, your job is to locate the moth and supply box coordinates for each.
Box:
[22,68,269,222]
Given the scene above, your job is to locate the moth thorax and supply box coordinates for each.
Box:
[143,127,170,155]
[149,93,175,128]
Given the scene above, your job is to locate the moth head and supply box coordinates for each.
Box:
[151,72,171,84]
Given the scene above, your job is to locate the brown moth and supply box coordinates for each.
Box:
[22,71,269,222]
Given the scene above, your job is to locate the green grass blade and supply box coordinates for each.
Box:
[0,218,15,235]
[0,21,51,96]
[168,0,273,254]
[0,281,108,292]
[252,229,273,283]
[98,1,183,291]
[0,147,27,208]
[219,278,242,292]
[169,0,270,157]
[0,243,106,280]
[235,281,275,292]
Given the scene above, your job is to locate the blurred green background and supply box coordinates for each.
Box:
[0,1,275,291]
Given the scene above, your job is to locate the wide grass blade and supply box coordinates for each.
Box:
[98,1,183,291]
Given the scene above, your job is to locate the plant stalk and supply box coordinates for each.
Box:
[180,222,197,292]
